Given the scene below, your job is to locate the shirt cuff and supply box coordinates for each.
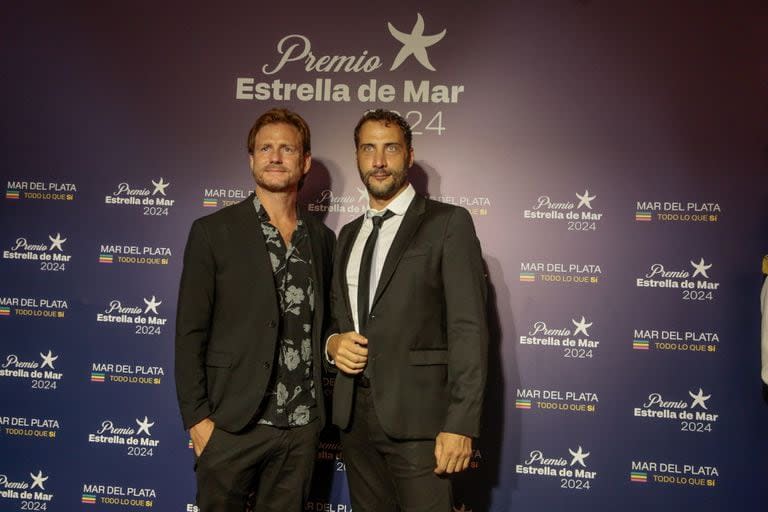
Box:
[325,333,338,365]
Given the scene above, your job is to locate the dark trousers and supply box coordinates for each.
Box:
[195,421,320,512]
[340,385,452,512]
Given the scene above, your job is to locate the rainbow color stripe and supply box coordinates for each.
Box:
[633,339,650,350]
[91,372,106,382]
[630,471,648,483]
[515,399,532,409]
[6,190,20,200]
[635,211,653,222]
[98,253,114,264]
[81,493,97,504]
[519,272,536,283]
[0,306,10,316]
[203,198,218,208]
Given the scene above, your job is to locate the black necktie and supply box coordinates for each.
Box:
[357,210,394,335]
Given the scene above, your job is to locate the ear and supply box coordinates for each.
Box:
[302,153,312,175]
[248,153,255,171]
[407,147,415,168]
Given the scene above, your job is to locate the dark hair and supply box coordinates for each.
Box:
[353,109,412,153]
[247,108,311,157]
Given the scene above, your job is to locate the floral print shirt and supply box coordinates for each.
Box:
[253,196,317,427]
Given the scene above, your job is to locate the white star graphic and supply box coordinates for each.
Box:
[39,350,58,370]
[688,388,711,410]
[151,178,170,196]
[388,13,446,71]
[690,258,712,279]
[135,416,155,436]
[568,446,590,467]
[576,190,596,209]
[30,471,48,490]
[357,187,369,203]
[143,295,162,315]
[48,233,67,251]
[571,316,592,337]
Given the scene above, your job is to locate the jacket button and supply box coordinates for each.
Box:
[264,362,271,369]
[369,314,376,320]
[267,320,276,328]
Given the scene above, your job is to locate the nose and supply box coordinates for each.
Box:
[269,149,283,164]
[371,148,387,169]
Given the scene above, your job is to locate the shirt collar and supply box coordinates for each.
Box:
[252,194,270,222]
[367,183,415,218]
[252,193,304,225]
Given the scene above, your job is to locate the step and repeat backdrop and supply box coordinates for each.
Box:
[2,2,767,511]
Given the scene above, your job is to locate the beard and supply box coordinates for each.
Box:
[359,166,408,201]
[253,165,300,193]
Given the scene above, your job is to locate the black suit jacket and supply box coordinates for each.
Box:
[175,194,335,433]
[330,194,488,439]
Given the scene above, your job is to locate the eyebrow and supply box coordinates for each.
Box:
[359,141,402,147]
[259,142,297,147]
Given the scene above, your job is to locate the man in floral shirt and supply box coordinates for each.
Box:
[175,108,335,511]
[254,193,317,428]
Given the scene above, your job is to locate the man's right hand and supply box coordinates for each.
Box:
[327,332,368,375]
[189,418,215,457]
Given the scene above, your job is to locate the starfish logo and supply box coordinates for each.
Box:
[568,446,590,467]
[688,388,711,410]
[357,187,369,203]
[48,233,67,251]
[388,13,446,71]
[40,350,58,370]
[576,190,596,209]
[143,296,162,315]
[151,178,170,196]
[690,258,712,279]
[571,316,592,337]
[135,416,155,436]
[30,470,48,490]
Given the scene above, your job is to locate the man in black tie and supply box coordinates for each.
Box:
[327,109,488,511]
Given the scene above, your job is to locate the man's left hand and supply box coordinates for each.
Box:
[434,432,472,474]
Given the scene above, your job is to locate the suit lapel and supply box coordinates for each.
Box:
[338,217,364,324]
[232,194,277,295]
[304,215,324,339]
[371,195,425,308]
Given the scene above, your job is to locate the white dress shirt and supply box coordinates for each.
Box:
[325,184,416,364]
[346,184,416,332]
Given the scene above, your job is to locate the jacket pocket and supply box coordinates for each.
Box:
[205,351,232,368]
[401,246,430,259]
[408,349,448,365]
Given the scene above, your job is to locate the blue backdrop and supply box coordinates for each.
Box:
[2,2,767,511]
